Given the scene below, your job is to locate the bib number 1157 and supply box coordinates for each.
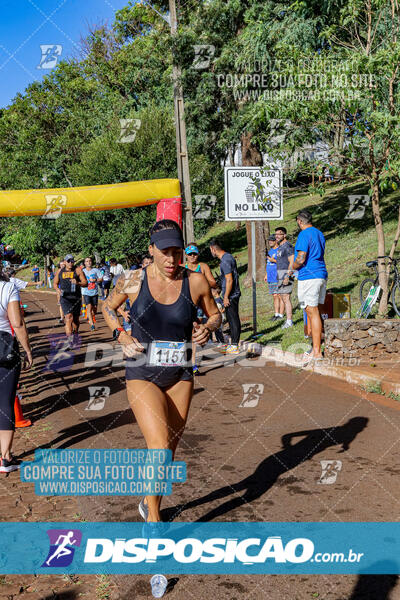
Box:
[148,341,187,367]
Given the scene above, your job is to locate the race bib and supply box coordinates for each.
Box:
[148,341,186,367]
[62,272,73,279]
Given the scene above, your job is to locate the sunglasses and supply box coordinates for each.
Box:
[66,259,74,263]
[187,253,198,256]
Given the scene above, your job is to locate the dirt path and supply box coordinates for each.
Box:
[1,291,400,600]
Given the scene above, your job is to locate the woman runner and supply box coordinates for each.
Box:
[102,220,221,523]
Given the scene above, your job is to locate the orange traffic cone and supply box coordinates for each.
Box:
[14,393,31,428]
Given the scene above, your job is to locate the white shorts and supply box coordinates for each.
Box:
[298,278,327,309]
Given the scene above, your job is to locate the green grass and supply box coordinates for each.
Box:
[361,381,400,401]
[361,380,384,395]
[198,178,400,352]
[96,574,112,600]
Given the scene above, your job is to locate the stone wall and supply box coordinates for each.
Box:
[324,319,400,359]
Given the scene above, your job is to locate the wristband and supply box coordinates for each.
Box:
[113,327,124,340]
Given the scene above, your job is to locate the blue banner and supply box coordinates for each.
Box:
[20,449,186,496]
[0,522,399,574]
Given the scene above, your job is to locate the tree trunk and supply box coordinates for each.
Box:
[389,206,400,259]
[371,180,389,315]
[241,131,268,287]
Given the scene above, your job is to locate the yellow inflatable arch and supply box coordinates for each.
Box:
[0,179,181,217]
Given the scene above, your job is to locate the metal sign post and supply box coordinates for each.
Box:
[251,221,257,334]
[224,166,283,336]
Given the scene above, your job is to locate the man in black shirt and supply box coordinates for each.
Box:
[53,254,87,345]
[209,238,241,354]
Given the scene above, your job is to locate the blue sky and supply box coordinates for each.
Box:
[0,0,131,107]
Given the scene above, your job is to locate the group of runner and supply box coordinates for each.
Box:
[1,213,327,532]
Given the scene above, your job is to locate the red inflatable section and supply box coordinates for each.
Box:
[156,197,183,229]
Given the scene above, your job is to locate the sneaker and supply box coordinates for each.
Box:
[216,343,228,352]
[281,321,293,330]
[0,455,21,473]
[193,364,200,375]
[58,318,64,324]
[138,497,149,522]
[226,344,240,354]
[91,325,95,331]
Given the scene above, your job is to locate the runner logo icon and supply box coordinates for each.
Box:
[192,45,215,70]
[86,386,110,410]
[42,529,82,567]
[239,384,264,407]
[318,460,342,484]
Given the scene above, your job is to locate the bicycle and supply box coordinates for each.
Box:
[359,256,400,317]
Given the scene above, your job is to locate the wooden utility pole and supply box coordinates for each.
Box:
[169,0,194,243]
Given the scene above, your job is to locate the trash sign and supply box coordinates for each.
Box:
[224,167,283,221]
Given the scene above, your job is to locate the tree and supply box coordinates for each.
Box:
[246,0,400,314]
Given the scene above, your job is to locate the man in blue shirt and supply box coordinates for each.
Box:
[81,257,103,331]
[209,238,241,354]
[292,210,328,361]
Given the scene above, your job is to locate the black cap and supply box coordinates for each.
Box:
[150,229,184,250]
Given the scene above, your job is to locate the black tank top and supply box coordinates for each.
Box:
[59,267,81,299]
[130,267,197,347]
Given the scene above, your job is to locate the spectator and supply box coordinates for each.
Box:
[127,254,141,270]
[209,238,241,354]
[47,266,54,288]
[0,266,33,472]
[100,261,112,300]
[6,268,43,291]
[211,286,226,346]
[31,265,40,284]
[141,255,153,268]
[324,163,333,183]
[292,210,328,361]
[274,227,295,329]
[109,258,124,287]
[264,234,284,321]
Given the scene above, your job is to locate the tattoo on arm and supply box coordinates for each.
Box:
[205,312,222,332]
[104,301,120,328]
